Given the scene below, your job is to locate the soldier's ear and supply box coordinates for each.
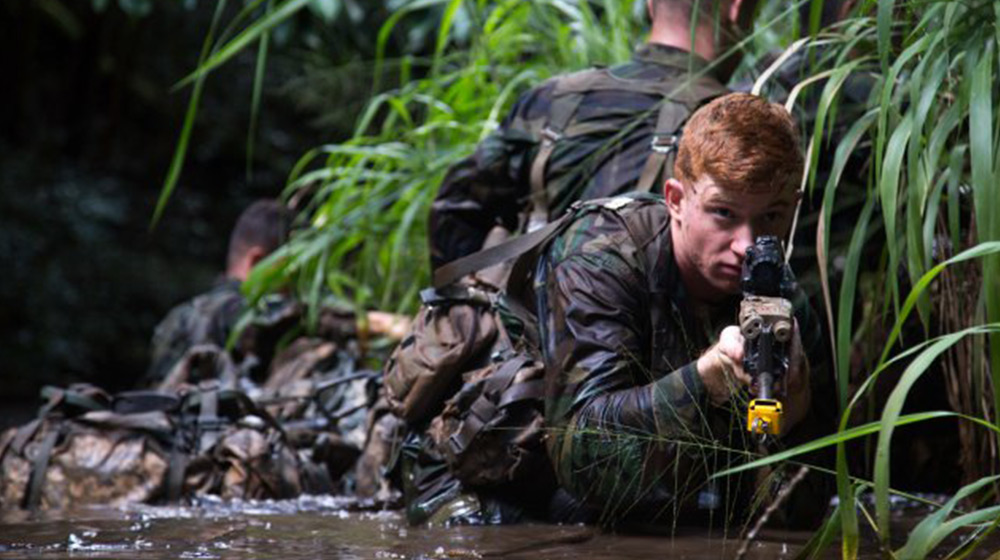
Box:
[665,178,685,220]
[246,245,267,269]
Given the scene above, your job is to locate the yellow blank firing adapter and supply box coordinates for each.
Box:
[747,398,782,435]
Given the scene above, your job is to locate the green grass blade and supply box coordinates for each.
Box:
[374,0,447,93]
[947,145,967,253]
[714,411,967,479]
[794,500,842,560]
[431,0,464,77]
[152,0,228,229]
[968,41,1000,456]
[896,475,1000,559]
[837,196,877,412]
[247,0,273,182]
[175,0,311,90]
[877,114,913,320]
[878,241,1000,368]
[874,326,1000,546]
[877,0,895,74]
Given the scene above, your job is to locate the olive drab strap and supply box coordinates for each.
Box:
[445,355,536,457]
[527,92,585,232]
[198,387,222,453]
[524,67,726,230]
[23,425,63,510]
[432,213,573,289]
[433,194,668,291]
[635,79,730,193]
[635,100,687,194]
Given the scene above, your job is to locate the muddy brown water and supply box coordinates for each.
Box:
[0,496,995,559]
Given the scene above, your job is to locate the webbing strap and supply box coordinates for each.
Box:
[447,356,533,455]
[11,419,42,456]
[166,432,188,502]
[24,427,60,510]
[527,92,585,232]
[554,70,726,103]
[498,379,545,408]
[197,389,221,453]
[432,213,571,289]
[484,355,532,395]
[112,391,180,415]
[635,99,687,193]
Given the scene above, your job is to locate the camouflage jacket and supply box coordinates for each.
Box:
[146,279,244,386]
[533,196,832,524]
[429,44,726,269]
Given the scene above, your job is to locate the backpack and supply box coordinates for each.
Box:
[0,375,317,511]
[258,337,381,487]
[520,67,726,231]
[385,195,666,489]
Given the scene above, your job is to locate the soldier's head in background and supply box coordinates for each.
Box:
[647,0,760,79]
[666,93,803,303]
[226,199,290,282]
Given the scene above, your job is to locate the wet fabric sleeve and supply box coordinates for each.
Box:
[427,84,555,269]
[539,232,709,511]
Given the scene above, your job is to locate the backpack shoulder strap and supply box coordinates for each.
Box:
[635,79,729,193]
[527,88,586,231]
[432,211,574,289]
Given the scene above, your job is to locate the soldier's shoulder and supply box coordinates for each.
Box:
[191,280,243,312]
[548,196,666,266]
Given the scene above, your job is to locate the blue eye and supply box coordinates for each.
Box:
[711,207,733,219]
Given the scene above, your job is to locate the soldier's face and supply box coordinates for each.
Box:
[666,175,798,302]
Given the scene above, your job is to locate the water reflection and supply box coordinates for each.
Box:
[0,495,824,559]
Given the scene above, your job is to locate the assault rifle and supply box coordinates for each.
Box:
[740,236,795,436]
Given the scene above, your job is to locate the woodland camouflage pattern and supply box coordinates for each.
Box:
[429,44,725,268]
[532,195,833,524]
[147,280,244,386]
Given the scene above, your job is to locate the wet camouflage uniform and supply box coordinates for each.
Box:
[429,44,726,268]
[534,195,834,526]
[395,45,730,525]
[146,279,244,386]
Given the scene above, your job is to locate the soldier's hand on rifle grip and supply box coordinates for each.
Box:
[698,326,753,406]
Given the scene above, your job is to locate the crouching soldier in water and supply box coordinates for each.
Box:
[396,93,833,528]
[536,93,833,526]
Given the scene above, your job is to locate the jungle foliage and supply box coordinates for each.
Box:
[161,0,1000,557]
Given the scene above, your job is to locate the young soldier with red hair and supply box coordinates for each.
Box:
[535,92,832,526]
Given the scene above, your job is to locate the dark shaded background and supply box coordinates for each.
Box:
[0,1,376,426]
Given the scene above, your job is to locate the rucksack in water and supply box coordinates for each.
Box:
[0,377,315,511]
